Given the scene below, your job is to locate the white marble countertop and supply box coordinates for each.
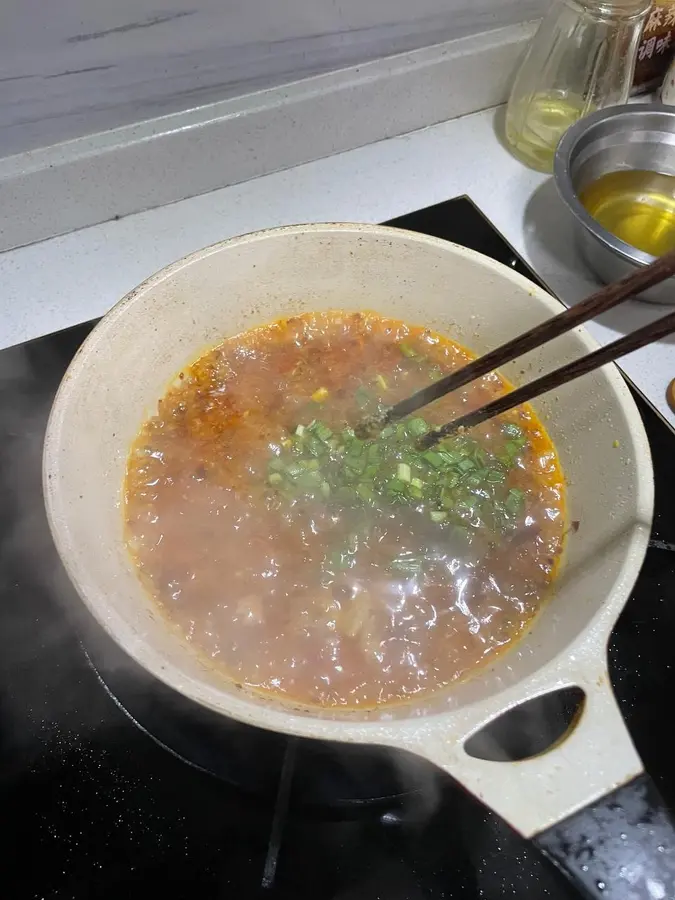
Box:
[2,105,674,427]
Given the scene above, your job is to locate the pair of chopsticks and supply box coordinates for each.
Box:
[363,249,675,450]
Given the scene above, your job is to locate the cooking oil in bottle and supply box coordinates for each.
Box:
[505,92,590,172]
[579,169,675,257]
[503,0,649,173]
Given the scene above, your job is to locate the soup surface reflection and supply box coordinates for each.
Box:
[124,312,566,709]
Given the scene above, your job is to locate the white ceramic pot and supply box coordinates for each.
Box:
[43,223,664,894]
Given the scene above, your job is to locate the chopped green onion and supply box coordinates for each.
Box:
[375,373,388,391]
[297,471,323,490]
[441,488,455,509]
[406,417,430,438]
[309,421,333,443]
[356,482,376,503]
[422,450,445,469]
[505,488,525,516]
[266,392,529,536]
[399,342,418,359]
[397,463,412,483]
[485,467,506,484]
[438,449,463,466]
[306,436,327,457]
[457,457,476,474]
[346,456,367,475]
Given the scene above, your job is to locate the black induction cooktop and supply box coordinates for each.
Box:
[2,197,674,900]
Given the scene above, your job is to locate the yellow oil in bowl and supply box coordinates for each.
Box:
[579,169,675,257]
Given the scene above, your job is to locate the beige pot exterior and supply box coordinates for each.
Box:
[43,223,653,838]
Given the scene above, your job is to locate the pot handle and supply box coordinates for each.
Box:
[534,773,675,900]
[421,670,645,839]
[417,669,675,898]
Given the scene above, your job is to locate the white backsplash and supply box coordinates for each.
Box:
[1,0,545,157]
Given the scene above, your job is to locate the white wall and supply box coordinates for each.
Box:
[1,0,545,157]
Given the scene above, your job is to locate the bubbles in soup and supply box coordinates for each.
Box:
[124,312,566,709]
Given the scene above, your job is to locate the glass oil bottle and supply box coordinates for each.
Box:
[505,0,650,172]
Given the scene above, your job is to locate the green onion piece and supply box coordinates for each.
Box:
[306,436,327,457]
[441,488,455,509]
[505,487,525,516]
[375,373,388,391]
[410,477,424,490]
[399,342,418,359]
[321,481,331,498]
[356,482,376,503]
[485,467,506,484]
[430,510,447,524]
[268,472,283,486]
[457,457,476,474]
[422,450,445,469]
[397,463,412,483]
[406,417,430,438]
[286,461,305,478]
[309,421,333,443]
[295,424,306,437]
[437,449,463,466]
[346,456,367,475]
[296,471,322,491]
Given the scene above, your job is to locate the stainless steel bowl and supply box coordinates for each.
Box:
[554,103,675,305]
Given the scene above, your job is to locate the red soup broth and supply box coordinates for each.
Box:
[124,311,566,710]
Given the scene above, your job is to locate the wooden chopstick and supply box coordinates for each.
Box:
[419,308,675,448]
[379,247,675,428]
